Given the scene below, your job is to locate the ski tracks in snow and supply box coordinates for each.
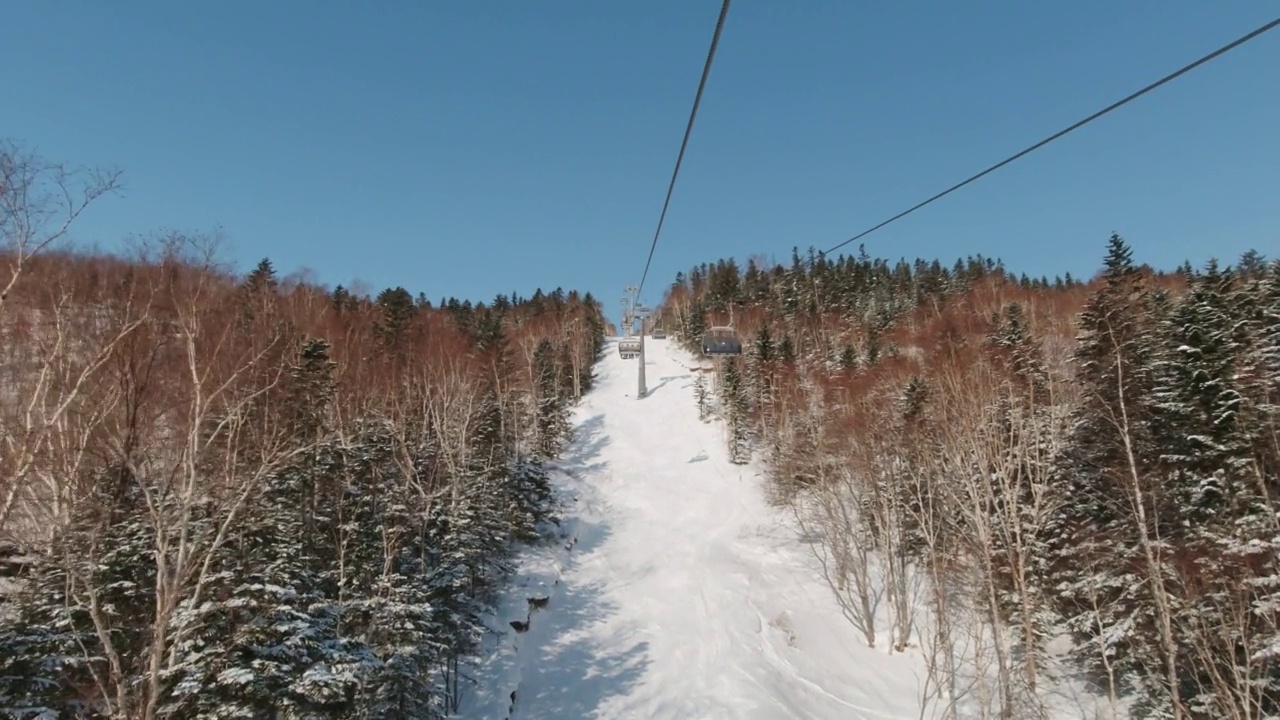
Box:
[458,341,925,719]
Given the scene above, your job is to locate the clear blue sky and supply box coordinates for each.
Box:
[4,1,1277,311]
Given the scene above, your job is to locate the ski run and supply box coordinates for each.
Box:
[459,338,931,719]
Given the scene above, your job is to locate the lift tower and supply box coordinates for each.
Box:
[634,303,651,399]
[620,284,639,337]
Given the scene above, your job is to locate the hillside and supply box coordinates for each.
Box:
[459,338,934,719]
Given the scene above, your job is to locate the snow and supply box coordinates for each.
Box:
[458,338,929,719]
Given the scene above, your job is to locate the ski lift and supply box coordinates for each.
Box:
[618,337,641,359]
[651,326,667,339]
[700,326,742,356]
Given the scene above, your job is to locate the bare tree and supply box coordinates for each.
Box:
[0,260,146,542]
[0,140,122,317]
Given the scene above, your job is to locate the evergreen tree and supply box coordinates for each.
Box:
[375,286,417,348]
[682,302,709,353]
[164,457,358,719]
[331,284,355,315]
[1049,234,1173,711]
[720,359,751,464]
[694,373,711,422]
[1147,261,1280,714]
[988,302,1048,402]
[838,345,857,370]
[778,334,796,364]
[243,257,279,295]
[0,465,158,717]
[285,337,338,442]
[532,338,572,460]
[1152,260,1248,523]
[238,257,280,327]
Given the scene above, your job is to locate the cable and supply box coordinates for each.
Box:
[824,16,1280,257]
[635,0,732,305]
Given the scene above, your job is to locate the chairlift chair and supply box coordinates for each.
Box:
[618,337,641,359]
[651,326,667,339]
[700,326,742,357]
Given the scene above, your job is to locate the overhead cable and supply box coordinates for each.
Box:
[635,0,732,303]
[824,16,1280,257]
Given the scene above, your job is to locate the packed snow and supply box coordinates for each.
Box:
[457,338,933,719]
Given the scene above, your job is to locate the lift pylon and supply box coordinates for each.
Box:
[634,303,651,399]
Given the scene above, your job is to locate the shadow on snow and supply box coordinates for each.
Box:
[512,520,652,719]
[636,373,690,399]
[459,409,653,719]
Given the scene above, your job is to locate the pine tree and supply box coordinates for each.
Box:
[532,338,571,460]
[0,465,159,717]
[1152,260,1248,523]
[330,284,356,315]
[778,334,796,364]
[375,287,417,348]
[988,302,1048,403]
[243,257,279,295]
[694,373,711,422]
[164,459,359,719]
[838,345,857,370]
[285,337,337,442]
[1049,234,1181,714]
[720,358,751,464]
[1148,261,1280,715]
[237,257,280,328]
[682,302,709,353]
[507,458,556,543]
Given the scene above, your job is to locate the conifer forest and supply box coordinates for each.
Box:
[3,140,1279,716]
[663,239,1280,718]
[0,143,606,718]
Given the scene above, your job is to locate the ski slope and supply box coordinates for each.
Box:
[460,338,927,719]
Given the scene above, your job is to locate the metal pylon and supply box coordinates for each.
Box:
[634,302,651,399]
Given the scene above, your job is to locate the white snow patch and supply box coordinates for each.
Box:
[458,339,930,719]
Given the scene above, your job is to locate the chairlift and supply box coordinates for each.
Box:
[700,326,742,356]
[651,326,667,339]
[618,337,641,359]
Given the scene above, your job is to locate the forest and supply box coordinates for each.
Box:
[663,239,1280,718]
[0,142,607,718]
[6,136,1279,720]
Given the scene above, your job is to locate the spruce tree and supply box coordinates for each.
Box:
[1152,260,1248,524]
[164,458,358,719]
[694,373,711,422]
[0,465,159,717]
[243,257,279,295]
[375,287,417,348]
[286,337,338,442]
[532,338,571,460]
[1049,234,1167,703]
[720,358,751,464]
[778,334,796,364]
[331,284,355,315]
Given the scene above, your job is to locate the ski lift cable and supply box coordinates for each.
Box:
[822,15,1280,258]
[634,0,732,306]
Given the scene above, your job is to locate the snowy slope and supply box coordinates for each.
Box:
[458,338,929,719]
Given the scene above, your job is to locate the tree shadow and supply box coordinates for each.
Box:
[511,521,651,719]
[553,413,609,477]
[638,373,691,398]
[523,409,653,717]
[462,407,655,718]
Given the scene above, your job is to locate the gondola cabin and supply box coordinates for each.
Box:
[700,326,742,356]
[618,337,641,359]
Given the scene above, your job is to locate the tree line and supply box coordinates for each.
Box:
[662,237,1279,719]
[0,140,607,719]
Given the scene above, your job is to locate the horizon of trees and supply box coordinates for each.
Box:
[0,140,607,718]
[662,236,1279,719]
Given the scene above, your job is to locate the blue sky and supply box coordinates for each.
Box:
[3,1,1277,312]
